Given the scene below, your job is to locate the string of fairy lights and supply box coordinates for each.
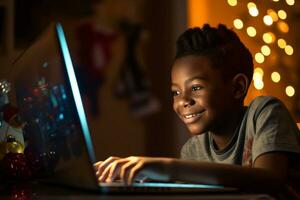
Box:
[227,0,296,97]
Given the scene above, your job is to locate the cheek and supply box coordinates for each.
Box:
[172,100,179,115]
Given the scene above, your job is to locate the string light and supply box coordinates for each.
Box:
[286,86,295,97]
[277,21,289,33]
[261,45,271,56]
[263,15,273,26]
[249,7,259,17]
[285,45,294,55]
[247,26,256,37]
[267,9,278,22]
[233,19,243,29]
[271,72,281,83]
[254,79,264,90]
[247,2,259,17]
[277,38,287,49]
[227,0,238,6]
[253,67,264,80]
[255,53,265,63]
[263,32,276,44]
[253,67,264,90]
[247,2,257,9]
[286,0,295,6]
[254,67,264,75]
[278,10,287,20]
[228,2,296,95]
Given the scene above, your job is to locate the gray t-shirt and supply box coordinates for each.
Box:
[181,96,300,166]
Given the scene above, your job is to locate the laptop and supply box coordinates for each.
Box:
[11,22,236,194]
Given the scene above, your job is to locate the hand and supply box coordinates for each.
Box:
[94,156,173,185]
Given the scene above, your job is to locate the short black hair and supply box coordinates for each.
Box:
[175,24,253,83]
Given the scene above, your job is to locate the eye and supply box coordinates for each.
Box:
[191,85,203,91]
[171,90,180,97]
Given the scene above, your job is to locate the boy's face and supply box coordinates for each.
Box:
[171,55,235,135]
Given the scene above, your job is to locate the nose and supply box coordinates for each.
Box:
[179,95,195,108]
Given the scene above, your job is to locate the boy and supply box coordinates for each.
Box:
[94,24,300,196]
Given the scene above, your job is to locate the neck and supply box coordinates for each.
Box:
[210,105,244,150]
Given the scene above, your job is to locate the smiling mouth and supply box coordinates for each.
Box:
[184,113,201,119]
[182,111,205,123]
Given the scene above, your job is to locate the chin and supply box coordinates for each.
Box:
[187,124,208,135]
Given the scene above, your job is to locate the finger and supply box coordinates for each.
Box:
[99,162,115,182]
[126,162,144,185]
[107,159,129,182]
[99,158,129,183]
[120,161,136,181]
[94,161,103,173]
[97,157,120,178]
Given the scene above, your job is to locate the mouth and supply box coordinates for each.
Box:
[181,110,205,124]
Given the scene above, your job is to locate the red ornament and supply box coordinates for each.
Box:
[10,184,32,200]
[1,153,32,180]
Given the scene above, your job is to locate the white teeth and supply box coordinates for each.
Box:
[185,113,199,119]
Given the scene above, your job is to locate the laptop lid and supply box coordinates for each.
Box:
[12,22,99,190]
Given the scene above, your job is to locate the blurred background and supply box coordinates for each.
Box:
[0,0,299,160]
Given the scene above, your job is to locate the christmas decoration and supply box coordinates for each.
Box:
[0,153,32,180]
[0,82,25,160]
[9,184,32,200]
[0,134,24,160]
[0,80,30,181]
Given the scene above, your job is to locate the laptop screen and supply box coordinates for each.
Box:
[12,23,98,190]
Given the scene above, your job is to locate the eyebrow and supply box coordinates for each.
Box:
[171,75,208,87]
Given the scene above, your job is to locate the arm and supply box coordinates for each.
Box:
[94,152,287,193]
[170,152,287,193]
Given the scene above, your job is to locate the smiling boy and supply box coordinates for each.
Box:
[94,24,300,197]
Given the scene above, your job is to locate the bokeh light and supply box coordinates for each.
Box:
[249,7,259,17]
[286,0,295,6]
[263,15,273,26]
[277,38,287,49]
[254,79,264,90]
[278,10,287,20]
[277,21,289,33]
[247,3,259,17]
[271,72,281,83]
[247,26,256,37]
[227,0,238,6]
[261,45,271,56]
[286,86,295,97]
[263,32,276,44]
[285,45,294,55]
[253,67,264,80]
[255,53,265,63]
[254,67,264,75]
[267,9,278,22]
[233,19,243,29]
[247,2,257,9]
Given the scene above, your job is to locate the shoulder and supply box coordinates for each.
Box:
[247,96,285,119]
[248,96,282,109]
[245,95,297,130]
[245,96,300,161]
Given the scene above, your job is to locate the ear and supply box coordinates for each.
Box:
[231,73,249,99]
